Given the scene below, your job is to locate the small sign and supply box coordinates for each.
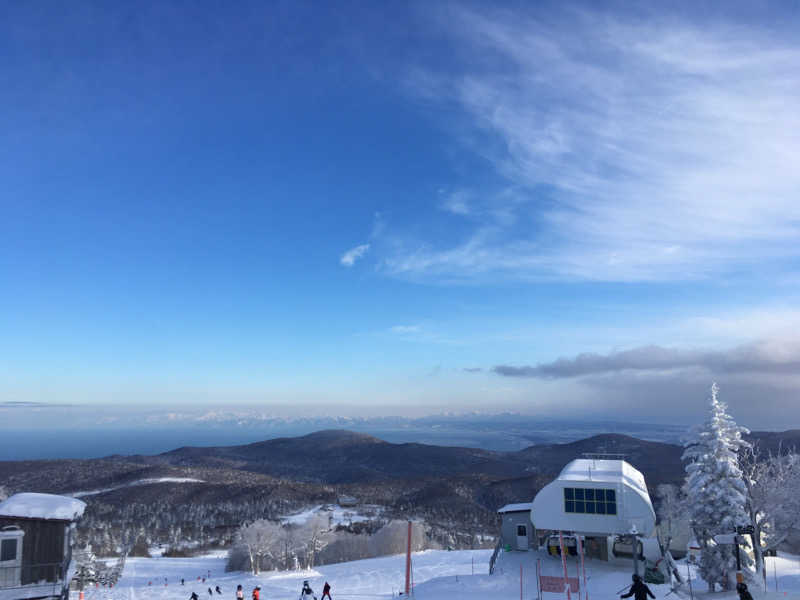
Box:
[737,525,755,535]
[540,575,579,593]
[714,534,738,544]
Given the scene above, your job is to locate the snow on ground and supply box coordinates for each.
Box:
[280,504,383,527]
[71,479,205,498]
[77,548,800,600]
[0,492,86,520]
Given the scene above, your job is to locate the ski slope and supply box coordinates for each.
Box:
[79,548,800,600]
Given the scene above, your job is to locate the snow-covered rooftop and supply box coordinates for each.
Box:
[557,459,647,494]
[497,503,532,514]
[0,493,87,521]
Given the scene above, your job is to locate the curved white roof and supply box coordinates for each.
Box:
[0,493,86,521]
[558,459,648,495]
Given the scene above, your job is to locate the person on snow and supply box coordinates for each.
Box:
[252,586,260,600]
[208,587,213,596]
[737,582,753,600]
[190,593,199,600]
[215,586,222,595]
[181,579,185,586]
[621,574,655,600]
[236,585,244,600]
[321,581,331,600]
[300,580,316,599]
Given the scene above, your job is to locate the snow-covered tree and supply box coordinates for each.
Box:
[683,383,753,591]
[740,446,800,574]
[369,520,425,557]
[655,483,689,553]
[298,514,332,569]
[236,520,281,574]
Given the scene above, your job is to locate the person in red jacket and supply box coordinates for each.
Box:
[321,581,332,600]
[252,586,260,600]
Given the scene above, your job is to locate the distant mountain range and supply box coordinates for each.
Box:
[0,414,691,459]
[2,428,796,556]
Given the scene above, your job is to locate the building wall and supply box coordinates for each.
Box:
[500,512,535,550]
[0,518,69,585]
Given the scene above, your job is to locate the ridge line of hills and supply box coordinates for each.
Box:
[2,428,797,556]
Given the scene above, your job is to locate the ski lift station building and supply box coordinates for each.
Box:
[531,456,656,542]
[0,493,86,600]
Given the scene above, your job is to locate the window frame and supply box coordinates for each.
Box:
[563,486,618,516]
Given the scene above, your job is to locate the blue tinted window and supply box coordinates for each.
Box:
[564,487,616,515]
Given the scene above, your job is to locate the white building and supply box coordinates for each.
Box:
[531,457,660,563]
[531,457,656,537]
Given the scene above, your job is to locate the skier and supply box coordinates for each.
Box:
[208,587,213,596]
[321,581,332,600]
[215,586,222,595]
[300,580,317,600]
[182,579,185,586]
[190,593,199,600]
[236,585,244,600]
[621,574,655,600]
[737,583,753,600]
[252,586,260,600]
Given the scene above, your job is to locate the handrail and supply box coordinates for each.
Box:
[489,539,502,575]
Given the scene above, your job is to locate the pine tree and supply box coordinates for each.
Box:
[683,383,753,591]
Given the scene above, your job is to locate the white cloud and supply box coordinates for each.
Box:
[340,243,370,267]
[386,8,800,282]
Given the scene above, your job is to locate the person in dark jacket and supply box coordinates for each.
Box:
[321,581,331,600]
[300,580,316,599]
[737,582,753,600]
[621,574,655,600]
[215,586,222,595]
[190,593,199,600]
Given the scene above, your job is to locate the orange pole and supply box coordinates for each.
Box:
[405,521,412,596]
[559,531,572,600]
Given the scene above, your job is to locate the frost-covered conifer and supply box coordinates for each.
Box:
[683,383,753,591]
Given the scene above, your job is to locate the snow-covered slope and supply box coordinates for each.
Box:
[83,547,800,600]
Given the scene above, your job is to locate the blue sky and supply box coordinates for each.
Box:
[2,1,800,429]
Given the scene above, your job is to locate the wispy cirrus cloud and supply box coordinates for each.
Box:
[383,7,800,282]
[340,243,370,267]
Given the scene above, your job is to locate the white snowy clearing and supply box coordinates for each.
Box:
[81,547,800,600]
[71,479,205,498]
[279,504,383,527]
